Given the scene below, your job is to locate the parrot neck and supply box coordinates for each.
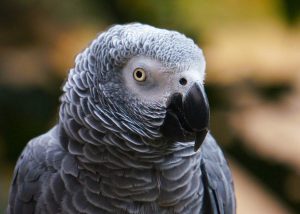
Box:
[59,94,195,158]
[55,123,203,207]
[58,118,196,160]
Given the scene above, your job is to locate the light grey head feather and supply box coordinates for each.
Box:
[60,23,205,151]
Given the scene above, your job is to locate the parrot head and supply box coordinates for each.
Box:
[63,23,209,152]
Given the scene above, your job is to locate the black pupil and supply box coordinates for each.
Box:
[136,70,143,79]
[179,78,187,85]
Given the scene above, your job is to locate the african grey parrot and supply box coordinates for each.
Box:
[7,23,236,214]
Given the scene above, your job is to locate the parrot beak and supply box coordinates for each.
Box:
[161,82,210,151]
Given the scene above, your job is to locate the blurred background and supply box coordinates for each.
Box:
[0,0,300,213]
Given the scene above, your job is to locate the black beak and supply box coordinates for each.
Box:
[160,82,210,151]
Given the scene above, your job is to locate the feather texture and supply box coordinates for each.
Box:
[7,23,235,214]
[7,126,235,213]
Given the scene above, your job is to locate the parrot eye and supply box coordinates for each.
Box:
[133,68,146,82]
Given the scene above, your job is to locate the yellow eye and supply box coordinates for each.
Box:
[133,68,146,82]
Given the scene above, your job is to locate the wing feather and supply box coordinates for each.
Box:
[7,128,62,214]
[200,134,236,214]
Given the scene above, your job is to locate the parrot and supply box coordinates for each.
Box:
[7,23,236,214]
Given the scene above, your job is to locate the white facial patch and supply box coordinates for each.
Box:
[122,55,206,105]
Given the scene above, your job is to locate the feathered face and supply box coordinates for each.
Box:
[61,23,209,151]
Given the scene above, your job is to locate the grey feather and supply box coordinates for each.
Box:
[7,23,235,214]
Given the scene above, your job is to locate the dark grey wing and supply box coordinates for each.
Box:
[7,133,53,214]
[200,133,236,214]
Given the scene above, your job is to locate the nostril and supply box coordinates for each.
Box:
[179,78,187,86]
